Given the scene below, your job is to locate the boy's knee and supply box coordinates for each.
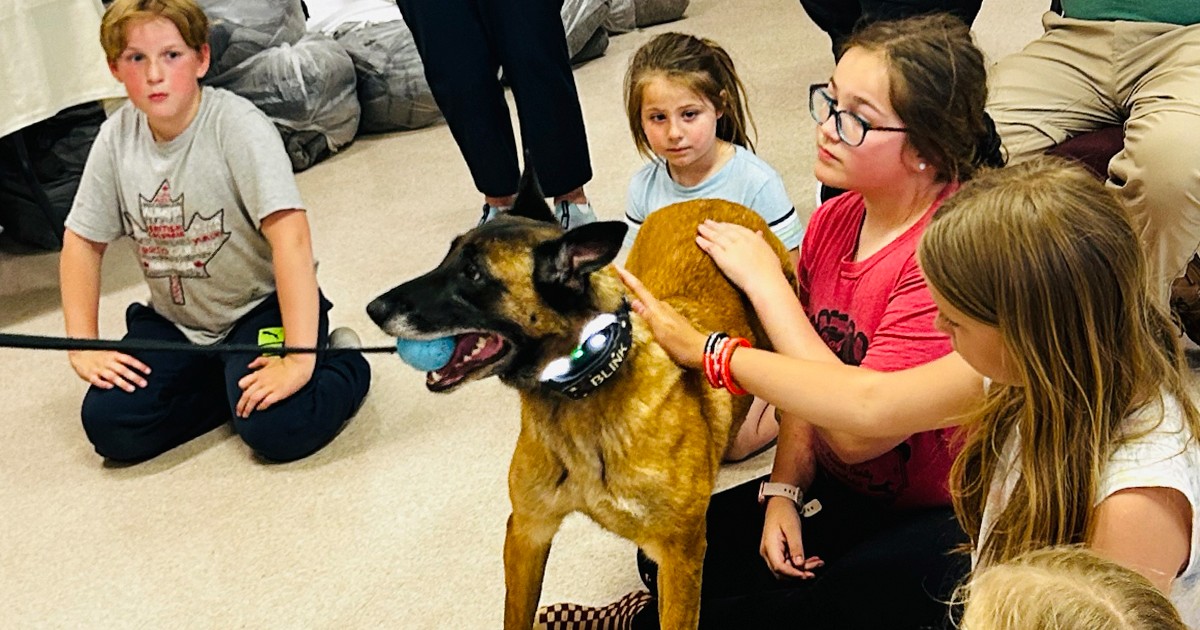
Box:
[236,414,330,463]
[81,406,160,463]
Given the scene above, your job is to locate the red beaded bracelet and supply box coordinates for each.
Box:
[720,337,750,395]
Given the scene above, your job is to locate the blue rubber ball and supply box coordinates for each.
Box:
[395,336,456,371]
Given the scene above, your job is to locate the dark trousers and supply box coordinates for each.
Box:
[799,0,984,56]
[633,474,970,629]
[395,0,592,198]
[80,293,371,463]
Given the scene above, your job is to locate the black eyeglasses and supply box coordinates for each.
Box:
[808,83,907,147]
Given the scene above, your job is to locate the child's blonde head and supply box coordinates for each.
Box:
[958,546,1186,630]
[842,13,999,182]
[623,32,755,160]
[100,0,209,64]
[918,156,1200,566]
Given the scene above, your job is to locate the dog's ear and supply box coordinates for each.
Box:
[534,221,629,305]
[507,153,557,224]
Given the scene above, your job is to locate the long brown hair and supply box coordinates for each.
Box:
[842,13,1001,183]
[918,157,1200,567]
[623,32,755,160]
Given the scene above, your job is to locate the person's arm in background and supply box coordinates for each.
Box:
[759,411,824,578]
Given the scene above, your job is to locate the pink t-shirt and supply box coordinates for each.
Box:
[797,187,960,509]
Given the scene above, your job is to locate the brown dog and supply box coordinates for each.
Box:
[367,169,793,629]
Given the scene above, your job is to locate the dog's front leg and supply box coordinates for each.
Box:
[655,525,707,630]
[503,511,560,629]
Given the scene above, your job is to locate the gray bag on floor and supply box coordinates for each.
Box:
[605,0,637,33]
[562,0,611,63]
[634,0,689,27]
[200,0,307,83]
[333,20,442,134]
[207,33,361,171]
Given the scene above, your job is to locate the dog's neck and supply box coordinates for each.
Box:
[538,301,633,400]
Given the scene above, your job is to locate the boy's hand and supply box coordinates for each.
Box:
[696,220,790,298]
[235,354,315,418]
[616,265,708,368]
[68,350,150,392]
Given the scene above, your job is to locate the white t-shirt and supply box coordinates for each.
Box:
[624,144,803,250]
[977,393,1200,626]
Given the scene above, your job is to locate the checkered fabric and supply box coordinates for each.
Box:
[534,590,653,630]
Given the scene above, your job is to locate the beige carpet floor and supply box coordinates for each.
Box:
[0,1,1045,627]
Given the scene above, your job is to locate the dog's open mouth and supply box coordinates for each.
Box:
[426,332,510,391]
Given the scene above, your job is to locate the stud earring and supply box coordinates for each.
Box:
[918,162,927,171]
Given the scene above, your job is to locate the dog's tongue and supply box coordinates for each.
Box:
[426,332,506,389]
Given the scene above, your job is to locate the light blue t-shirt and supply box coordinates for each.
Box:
[624,145,803,250]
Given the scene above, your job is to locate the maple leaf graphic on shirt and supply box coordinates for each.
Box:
[124,179,230,305]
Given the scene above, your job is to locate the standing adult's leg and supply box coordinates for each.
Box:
[482,0,592,199]
[222,293,370,463]
[81,303,227,462]
[987,13,1122,163]
[1109,22,1200,302]
[396,0,520,198]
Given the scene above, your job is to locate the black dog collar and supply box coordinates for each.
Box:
[538,303,633,400]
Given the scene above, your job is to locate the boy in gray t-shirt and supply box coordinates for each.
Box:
[60,0,370,463]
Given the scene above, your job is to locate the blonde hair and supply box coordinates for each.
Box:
[918,156,1200,567]
[100,0,209,63]
[958,546,1186,629]
[842,13,1001,183]
[623,32,755,160]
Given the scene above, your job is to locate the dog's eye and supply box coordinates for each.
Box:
[463,261,482,283]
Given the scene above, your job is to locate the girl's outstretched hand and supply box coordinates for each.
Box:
[696,220,789,297]
[616,265,708,369]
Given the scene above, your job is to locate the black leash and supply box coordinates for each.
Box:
[0,332,398,355]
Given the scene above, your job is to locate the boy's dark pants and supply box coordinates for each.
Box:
[80,293,371,463]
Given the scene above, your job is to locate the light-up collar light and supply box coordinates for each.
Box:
[539,304,633,399]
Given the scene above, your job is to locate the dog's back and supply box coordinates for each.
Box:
[625,199,796,435]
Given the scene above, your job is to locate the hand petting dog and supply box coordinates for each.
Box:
[616,265,707,369]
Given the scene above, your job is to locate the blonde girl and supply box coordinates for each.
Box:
[622,32,803,264]
[920,157,1200,624]
[958,546,1187,630]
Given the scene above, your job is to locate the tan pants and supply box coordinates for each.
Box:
[988,12,1200,302]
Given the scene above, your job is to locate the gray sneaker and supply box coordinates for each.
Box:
[477,203,512,226]
[329,326,361,349]
[555,200,597,229]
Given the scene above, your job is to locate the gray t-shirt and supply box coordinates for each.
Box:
[67,86,306,344]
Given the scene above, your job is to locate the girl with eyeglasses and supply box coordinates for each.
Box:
[533,13,1003,630]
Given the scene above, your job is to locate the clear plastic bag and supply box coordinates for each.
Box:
[207,33,360,171]
[200,0,308,83]
[562,0,611,63]
[333,20,442,134]
[634,0,689,27]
